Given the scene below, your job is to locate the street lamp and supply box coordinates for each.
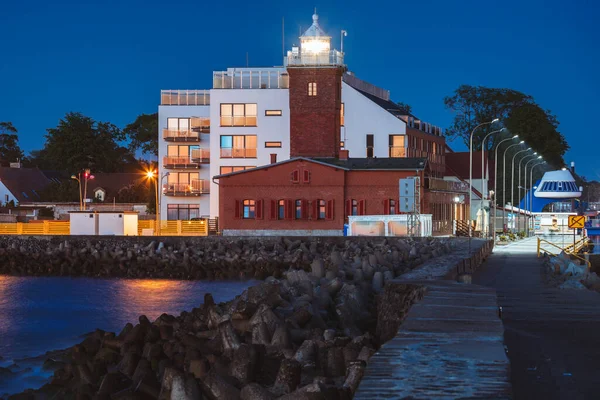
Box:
[529,161,546,235]
[524,156,543,235]
[81,169,95,211]
[469,118,499,242]
[518,152,538,231]
[71,174,82,211]
[502,141,525,232]
[511,148,532,232]
[493,135,519,238]
[146,169,170,235]
[480,128,505,237]
[341,30,348,54]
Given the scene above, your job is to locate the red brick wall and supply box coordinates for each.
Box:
[406,128,446,176]
[219,160,346,231]
[288,67,344,158]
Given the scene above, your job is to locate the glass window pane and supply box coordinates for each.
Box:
[221,136,233,148]
[221,104,232,116]
[233,136,245,148]
[167,118,178,129]
[233,104,245,116]
[167,145,178,156]
[245,103,257,116]
[179,118,189,130]
[245,135,257,148]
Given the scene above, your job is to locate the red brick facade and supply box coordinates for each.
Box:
[406,128,446,177]
[288,67,345,158]
[218,159,425,232]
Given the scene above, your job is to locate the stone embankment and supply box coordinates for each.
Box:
[7,236,459,399]
[543,251,600,291]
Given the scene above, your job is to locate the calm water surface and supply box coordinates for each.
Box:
[0,276,256,397]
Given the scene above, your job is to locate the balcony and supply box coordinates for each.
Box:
[163,180,210,196]
[219,116,257,127]
[161,90,210,106]
[213,69,289,89]
[220,148,257,158]
[427,178,469,193]
[163,129,201,142]
[163,156,202,169]
[285,50,344,67]
[389,146,406,158]
[191,117,210,133]
[191,148,210,163]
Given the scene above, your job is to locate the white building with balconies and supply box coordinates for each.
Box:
[158,12,445,223]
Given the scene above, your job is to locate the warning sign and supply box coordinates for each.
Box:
[568,215,585,229]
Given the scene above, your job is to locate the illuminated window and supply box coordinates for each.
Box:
[278,200,285,219]
[220,104,257,126]
[389,199,396,215]
[265,110,282,116]
[308,82,317,96]
[220,135,257,158]
[265,141,282,148]
[318,200,326,219]
[389,135,405,158]
[340,103,345,126]
[243,200,256,219]
[295,199,303,219]
[219,166,255,174]
[351,199,358,216]
[340,141,345,148]
[167,204,200,221]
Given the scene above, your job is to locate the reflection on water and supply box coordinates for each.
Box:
[0,276,255,396]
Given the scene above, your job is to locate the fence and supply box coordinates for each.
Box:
[0,221,70,235]
[137,220,209,236]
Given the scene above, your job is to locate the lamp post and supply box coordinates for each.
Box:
[71,174,82,211]
[81,169,95,211]
[518,153,538,232]
[469,119,499,245]
[341,30,347,54]
[524,156,543,235]
[493,135,519,239]
[146,170,170,236]
[480,128,505,237]
[511,148,532,232]
[502,141,525,232]
[529,161,546,236]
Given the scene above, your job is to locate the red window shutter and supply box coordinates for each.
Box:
[345,199,351,217]
[234,200,240,219]
[285,199,293,220]
[256,199,263,220]
[303,170,310,183]
[383,199,390,215]
[397,199,401,214]
[301,199,309,219]
[326,199,334,220]
[359,200,366,215]
[270,200,277,219]
[291,169,299,183]
[311,200,318,220]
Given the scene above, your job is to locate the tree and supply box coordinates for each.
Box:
[395,102,412,114]
[30,112,140,173]
[38,180,80,202]
[0,122,25,164]
[123,113,158,157]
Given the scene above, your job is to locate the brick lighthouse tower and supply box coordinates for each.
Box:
[285,12,346,159]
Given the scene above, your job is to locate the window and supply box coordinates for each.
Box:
[366,134,374,158]
[220,103,257,126]
[318,200,326,219]
[219,166,255,174]
[278,200,285,219]
[220,135,257,158]
[340,103,345,126]
[243,200,256,219]
[352,199,358,216]
[389,135,405,158]
[265,110,282,116]
[167,204,200,220]
[167,117,190,131]
[340,141,345,148]
[165,172,200,194]
[308,82,317,96]
[385,199,396,215]
[265,141,282,148]
[295,200,303,219]
[346,199,365,216]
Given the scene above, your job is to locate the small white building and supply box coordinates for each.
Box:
[70,211,139,236]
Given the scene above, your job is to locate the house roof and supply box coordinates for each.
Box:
[214,157,428,179]
[353,88,415,119]
[0,167,52,203]
[89,173,145,198]
[445,151,495,182]
[301,13,329,38]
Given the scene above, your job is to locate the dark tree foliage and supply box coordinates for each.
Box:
[123,113,158,156]
[0,122,25,164]
[39,180,80,202]
[395,102,413,114]
[30,112,140,173]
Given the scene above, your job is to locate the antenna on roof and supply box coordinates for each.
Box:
[282,17,285,60]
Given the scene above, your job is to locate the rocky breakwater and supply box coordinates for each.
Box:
[11,237,455,399]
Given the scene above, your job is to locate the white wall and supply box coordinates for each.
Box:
[209,88,290,218]
[70,212,96,235]
[0,182,17,206]
[158,105,211,220]
[342,82,407,159]
[123,213,138,236]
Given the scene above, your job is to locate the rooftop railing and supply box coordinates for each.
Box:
[285,50,344,67]
[161,90,210,106]
[213,70,289,89]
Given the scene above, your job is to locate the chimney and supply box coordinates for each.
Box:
[270,153,277,164]
[339,149,349,160]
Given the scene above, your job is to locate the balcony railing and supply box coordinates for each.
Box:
[427,178,469,193]
[163,156,201,169]
[163,129,200,142]
[190,117,210,133]
[161,90,210,106]
[191,148,210,163]
[219,116,257,127]
[213,69,289,89]
[285,50,344,67]
[220,148,257,158]
[389,146,406,158]
[163,180,210,196]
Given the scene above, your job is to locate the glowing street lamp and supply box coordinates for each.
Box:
[71,174,82,211]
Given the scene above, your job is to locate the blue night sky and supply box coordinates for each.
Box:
[1,0,598,177]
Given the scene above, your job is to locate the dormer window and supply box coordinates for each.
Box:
[308,82,317,96]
